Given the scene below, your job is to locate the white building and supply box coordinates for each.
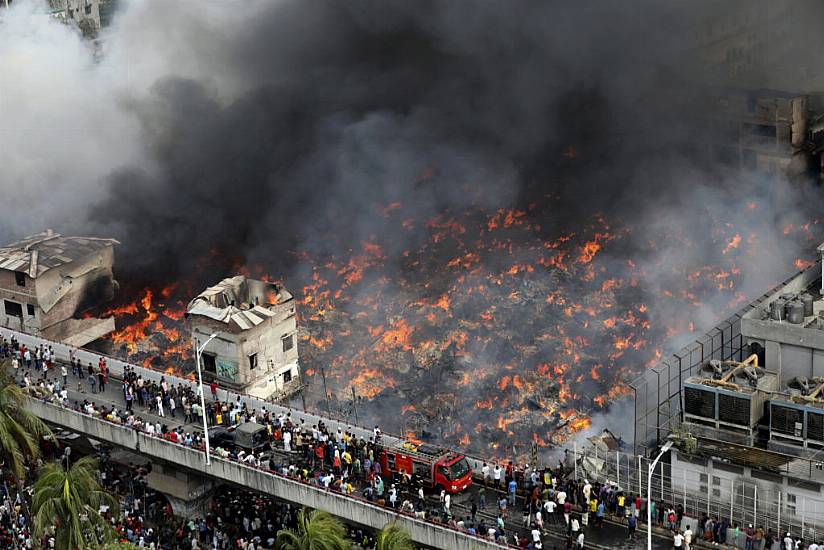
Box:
[185,275,300,400]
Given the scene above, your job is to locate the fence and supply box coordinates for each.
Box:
[572,444,824,542]
[629,268,812,455]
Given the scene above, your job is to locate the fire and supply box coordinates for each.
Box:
[795,258,815,270]
[567,416,591,433]
[475,398,494,409]
[722,233,742,254]
[95,195,823,460]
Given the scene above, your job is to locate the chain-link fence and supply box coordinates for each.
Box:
[628,269,810,455]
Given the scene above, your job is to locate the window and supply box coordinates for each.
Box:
[84,3,91,14]
[14,272,25,287]
[712,476,721,498]
[202,353,217,375]
[248,353,257,370]
[26,304,34,316]
[4,301,22,319]
[283,369,293,383]
[786,493,797,514]
[282,334,294,352]
[386,453,396,470]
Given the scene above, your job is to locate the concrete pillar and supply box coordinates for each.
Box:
[166,493,211,519]
[818,242,824,293]
[146,464,214,519]
[765,340,782,379]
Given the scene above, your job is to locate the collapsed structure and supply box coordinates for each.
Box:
[185,275,300,399]
[0,230,119,346]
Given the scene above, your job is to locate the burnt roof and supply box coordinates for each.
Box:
[0,230,119,278]
[186,275,294,331]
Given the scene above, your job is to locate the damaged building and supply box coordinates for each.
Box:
[0,230,119,346]
[185,275,300,400]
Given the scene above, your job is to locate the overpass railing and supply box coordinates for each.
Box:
[26,396,513,550]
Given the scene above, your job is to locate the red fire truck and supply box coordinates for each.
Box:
[379,441,472,494]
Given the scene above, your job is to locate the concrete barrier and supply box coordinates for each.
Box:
[26,398,509,550]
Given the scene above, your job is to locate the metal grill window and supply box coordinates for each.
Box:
[772,405,804,436]
[718,394,750,426]
[808,411,824,442]
[685,387,715,418]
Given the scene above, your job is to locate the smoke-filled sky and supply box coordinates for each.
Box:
[3,0,824,450]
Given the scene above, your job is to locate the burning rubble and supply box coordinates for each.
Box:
[87,196,823,460]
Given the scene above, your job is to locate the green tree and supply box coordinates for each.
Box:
[276,508,350,550]
[376,522,414,550]
[32,456,119,550]
[0,366,51,478]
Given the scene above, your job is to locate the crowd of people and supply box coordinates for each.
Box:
[8,334,817,549]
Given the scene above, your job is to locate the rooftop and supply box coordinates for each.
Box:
[186,275,293,331]
[0,230,119,278]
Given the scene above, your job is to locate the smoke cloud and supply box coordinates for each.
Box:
[3,0,824,452]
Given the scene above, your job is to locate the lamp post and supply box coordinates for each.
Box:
[196,332,219,466]
[648,440,673,550]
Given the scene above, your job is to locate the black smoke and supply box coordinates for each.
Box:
[88,0,733,282]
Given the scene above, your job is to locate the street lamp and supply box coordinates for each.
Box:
[195,332,220,466]
[647,440,674,550]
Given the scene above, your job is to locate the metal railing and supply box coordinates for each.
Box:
[572,444,824,541]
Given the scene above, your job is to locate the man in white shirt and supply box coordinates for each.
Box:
[482,463,490,484]
[673,531,684,548]
[493,464,502,488]
[683,526,693,550]
[544,499,556,525]
[576,532,584,549]
[557,490,567,505]
[582,480,592,503]
[784,533,794,550]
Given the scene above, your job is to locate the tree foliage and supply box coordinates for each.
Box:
[32,456,119,550]
[376,522,414,550]
[276,508,350,550]
[0,365,51,479]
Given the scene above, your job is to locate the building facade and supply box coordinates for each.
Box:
[0,230,119,346]
[185,276,300,400]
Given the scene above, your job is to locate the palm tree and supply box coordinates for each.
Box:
[32,456,119,550]
[276,508,350,550]
[0,365,51,479]
[376,522,414,550]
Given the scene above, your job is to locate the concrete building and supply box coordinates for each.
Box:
[659,249,824,538]
[698,89,814,178]
[185,276,300,400]
[0,230,119,346]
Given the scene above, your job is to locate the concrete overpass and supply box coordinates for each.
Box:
[26,397,507,550]
[6,327,490,471]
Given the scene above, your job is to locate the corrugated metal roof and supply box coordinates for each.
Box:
[186,275,291,331]
[0,231,119,278]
